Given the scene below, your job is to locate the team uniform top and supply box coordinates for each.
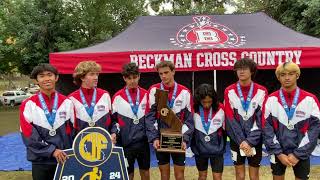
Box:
[224,82,268,146]
[191,103,226,157]
[68,87,114,133]
[145,83,194,145]
[112,86,149,150]
[263,88,320,160]
[20,91,74,164]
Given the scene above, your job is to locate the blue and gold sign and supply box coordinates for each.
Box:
[54,127,129,180]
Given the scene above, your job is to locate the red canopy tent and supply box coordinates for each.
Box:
[50,12,320,98]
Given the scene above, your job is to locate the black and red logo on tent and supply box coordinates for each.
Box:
[170,16,246,49]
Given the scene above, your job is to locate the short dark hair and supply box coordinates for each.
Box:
[121,63,139,77]
[155,61,175,71]
[193,84,219,112]
[30,63,58,79]
[233,58,257,78]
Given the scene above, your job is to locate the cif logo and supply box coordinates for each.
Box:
[73,127,113,167]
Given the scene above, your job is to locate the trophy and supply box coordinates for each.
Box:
[155,89,184,153]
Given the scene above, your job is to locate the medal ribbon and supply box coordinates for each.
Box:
[38,92,58,127]
[125,87,140,116]
[237,82,254,112]
[160,82,178,108]
[79,88,97,118]
[199,106,213,134]
[279,88,300,120]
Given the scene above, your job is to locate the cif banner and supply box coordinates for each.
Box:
[54,127,129,180]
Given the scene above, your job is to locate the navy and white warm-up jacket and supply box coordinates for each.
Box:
[263,88,320,160]
[145,83,194,145]
[191,103,226,157]
[224,83,268,147]
[20,92,74,164]
[111,87,149,150]
[68,87,114,133]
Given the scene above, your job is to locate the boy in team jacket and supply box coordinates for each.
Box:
[224,58,268,180]
[68,61,114,138]
[111,63,150,180]
[20,64,74,180]
[145,61,194,180]
[263,62,320,180]
[191,84,226,180]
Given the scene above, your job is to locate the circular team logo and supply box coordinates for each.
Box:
[73,127,113,167]
[170,16,246,49]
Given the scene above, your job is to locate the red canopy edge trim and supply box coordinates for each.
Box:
[49,47,320,74]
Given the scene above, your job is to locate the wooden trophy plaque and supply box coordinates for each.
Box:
[155,88,184,153]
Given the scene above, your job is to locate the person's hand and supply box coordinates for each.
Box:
[240,141,252,156]
[111,133,117,144]
[277,153,293,166]
[153,139,160,149]
[288,153,299,166]
[53,149,68,164]
[244,146,253,156]
[182,142,187,151]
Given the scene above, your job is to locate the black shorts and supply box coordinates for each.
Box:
[156,151,185,166]
[124,145,150,174]
[32,163,57,180]
[195,155,224,173]
[271,155,310,179]
[230,139,262,167]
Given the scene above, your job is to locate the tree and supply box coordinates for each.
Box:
[233,0,265,13]
[233,0,320,38]
[0,0,146,75]
[147,0,227,15]
[265,0,320,38]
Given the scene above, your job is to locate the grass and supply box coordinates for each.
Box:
[0,107,20,136]
[1,166,320,179]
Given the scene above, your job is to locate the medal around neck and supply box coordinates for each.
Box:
[88,121,95,127]
[54,127,129,180]
[133,117,139,125]
[287,123,294,130]
[49,129,56,137]
[125,87,140,123]
[204,135,211,142]
[38,92,58,136]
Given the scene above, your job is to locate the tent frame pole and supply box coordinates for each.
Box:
[214,70,217,91]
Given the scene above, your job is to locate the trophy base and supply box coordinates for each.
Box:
[158,130,185,153]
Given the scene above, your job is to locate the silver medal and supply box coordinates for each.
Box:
[204,135,211,142]
[49,129,56,137]
[287,123,294,130]
[133,117,139,125]
[243,115,249,120]
[89,121,95,127]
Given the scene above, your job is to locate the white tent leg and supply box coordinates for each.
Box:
[213,70,217,91]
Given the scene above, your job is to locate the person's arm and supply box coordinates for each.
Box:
[145,88,160,144]
[262,97,283,156]
[246,89,268,147]
[181,91,194,147]
[20,100,56,158]
[224,89,246,146]
[110,95,122,144]
[293,97,320,160]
